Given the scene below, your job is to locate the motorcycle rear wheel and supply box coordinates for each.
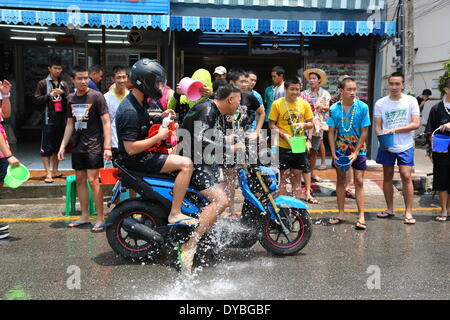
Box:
[106,200,167,261]
[259,208,312,256]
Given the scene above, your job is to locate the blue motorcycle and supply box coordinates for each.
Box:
[105,161,312,261]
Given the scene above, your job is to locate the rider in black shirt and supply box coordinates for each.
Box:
[115,59,196,227]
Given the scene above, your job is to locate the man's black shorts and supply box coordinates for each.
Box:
[40,124,65,157]
[72,152,104,171]
[190,164,220,192]
[0,158,8,182]
[432,152,450,193]
[278,147,311,173]
[122,152,168,174]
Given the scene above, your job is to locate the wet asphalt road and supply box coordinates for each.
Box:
[1,205,449,300]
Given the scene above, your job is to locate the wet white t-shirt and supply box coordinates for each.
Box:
[374,94,420,153]
[104,89,129,148]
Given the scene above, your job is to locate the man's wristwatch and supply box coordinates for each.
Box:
[1,93,10,99]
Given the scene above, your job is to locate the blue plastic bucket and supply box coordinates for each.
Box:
[336,156,351,172]
[432,134,450,153]
[377,133,394,149]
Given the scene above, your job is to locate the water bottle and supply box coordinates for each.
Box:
[161,115,172,128]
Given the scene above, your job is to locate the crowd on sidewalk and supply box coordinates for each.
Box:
[1,55,449,244]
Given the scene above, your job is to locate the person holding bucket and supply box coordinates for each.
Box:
[327,76,371,229]
[269,77,317,204]
[425,77,450,222]
[374,72,421,224]
[168,69,213,125]
[303,68,331,182]
[34,56,70,184]
[0,79,21,239]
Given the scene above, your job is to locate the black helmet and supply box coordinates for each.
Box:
[129,59,166,99]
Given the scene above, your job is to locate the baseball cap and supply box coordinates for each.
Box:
[213,66,227,75]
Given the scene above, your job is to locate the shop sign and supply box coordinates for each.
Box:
[431,79,440,89]
[127,30,142,45]
[0,0,170,15]
[56,35,77,43]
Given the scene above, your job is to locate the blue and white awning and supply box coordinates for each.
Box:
[0,9,396,36]
[172,0,386,10]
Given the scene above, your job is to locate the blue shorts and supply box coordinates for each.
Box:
[376,147,415,167]
[332,155,367,171]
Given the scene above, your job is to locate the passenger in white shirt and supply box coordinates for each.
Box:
[104,66,129,158]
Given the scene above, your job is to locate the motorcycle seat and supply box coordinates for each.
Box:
[125,169,177,181]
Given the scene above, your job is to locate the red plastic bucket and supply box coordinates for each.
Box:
[53,99,63,112]
[100,162,118,185]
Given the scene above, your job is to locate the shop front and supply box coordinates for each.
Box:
[168,0,395,157]
[0,0,396,158]
[0,0,170,144]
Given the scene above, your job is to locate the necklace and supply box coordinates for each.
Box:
[341,102,356,133]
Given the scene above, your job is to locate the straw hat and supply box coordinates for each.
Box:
[304,68,328,86]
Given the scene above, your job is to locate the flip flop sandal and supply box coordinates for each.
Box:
[435,216,448,222]
[355,221,367,230]
[404,218,416,225]
[168,217,199,227]
[305,197,319,204]
[44,178,54,184]
[328,218,345,225]
[317,165,327,171]
[68,220,91,228]
[377,211,395,219]
[52,174,65,179]
[91,222,106,233]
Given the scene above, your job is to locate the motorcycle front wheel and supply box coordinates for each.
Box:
[259,208,312,256]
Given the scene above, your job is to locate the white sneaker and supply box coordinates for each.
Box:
[0,231,10,239]
[0,224,9,231]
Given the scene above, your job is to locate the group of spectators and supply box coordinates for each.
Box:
[0,56,449,257]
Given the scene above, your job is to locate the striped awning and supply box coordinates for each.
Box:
[0,9,395,36]
[171,0,386,10]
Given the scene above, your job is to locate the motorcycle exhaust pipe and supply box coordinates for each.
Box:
[122,218,164,245]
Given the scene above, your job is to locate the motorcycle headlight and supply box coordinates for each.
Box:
[259,166,278,192]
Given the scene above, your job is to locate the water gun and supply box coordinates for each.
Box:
[147,115,178,154]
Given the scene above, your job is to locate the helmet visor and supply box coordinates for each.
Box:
[154,73,166,93]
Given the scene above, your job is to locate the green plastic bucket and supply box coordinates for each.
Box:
[290,136,307,154]
[4,164,30,189]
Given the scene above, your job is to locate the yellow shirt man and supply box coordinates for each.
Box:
[269,97,314,149]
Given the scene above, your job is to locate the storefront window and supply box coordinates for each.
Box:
[305,58,371,103]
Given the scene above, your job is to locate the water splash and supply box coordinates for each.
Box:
[143,273,239,300]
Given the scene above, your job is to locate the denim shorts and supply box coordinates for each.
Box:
[311,136,322,152]
[376,147,415,167]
